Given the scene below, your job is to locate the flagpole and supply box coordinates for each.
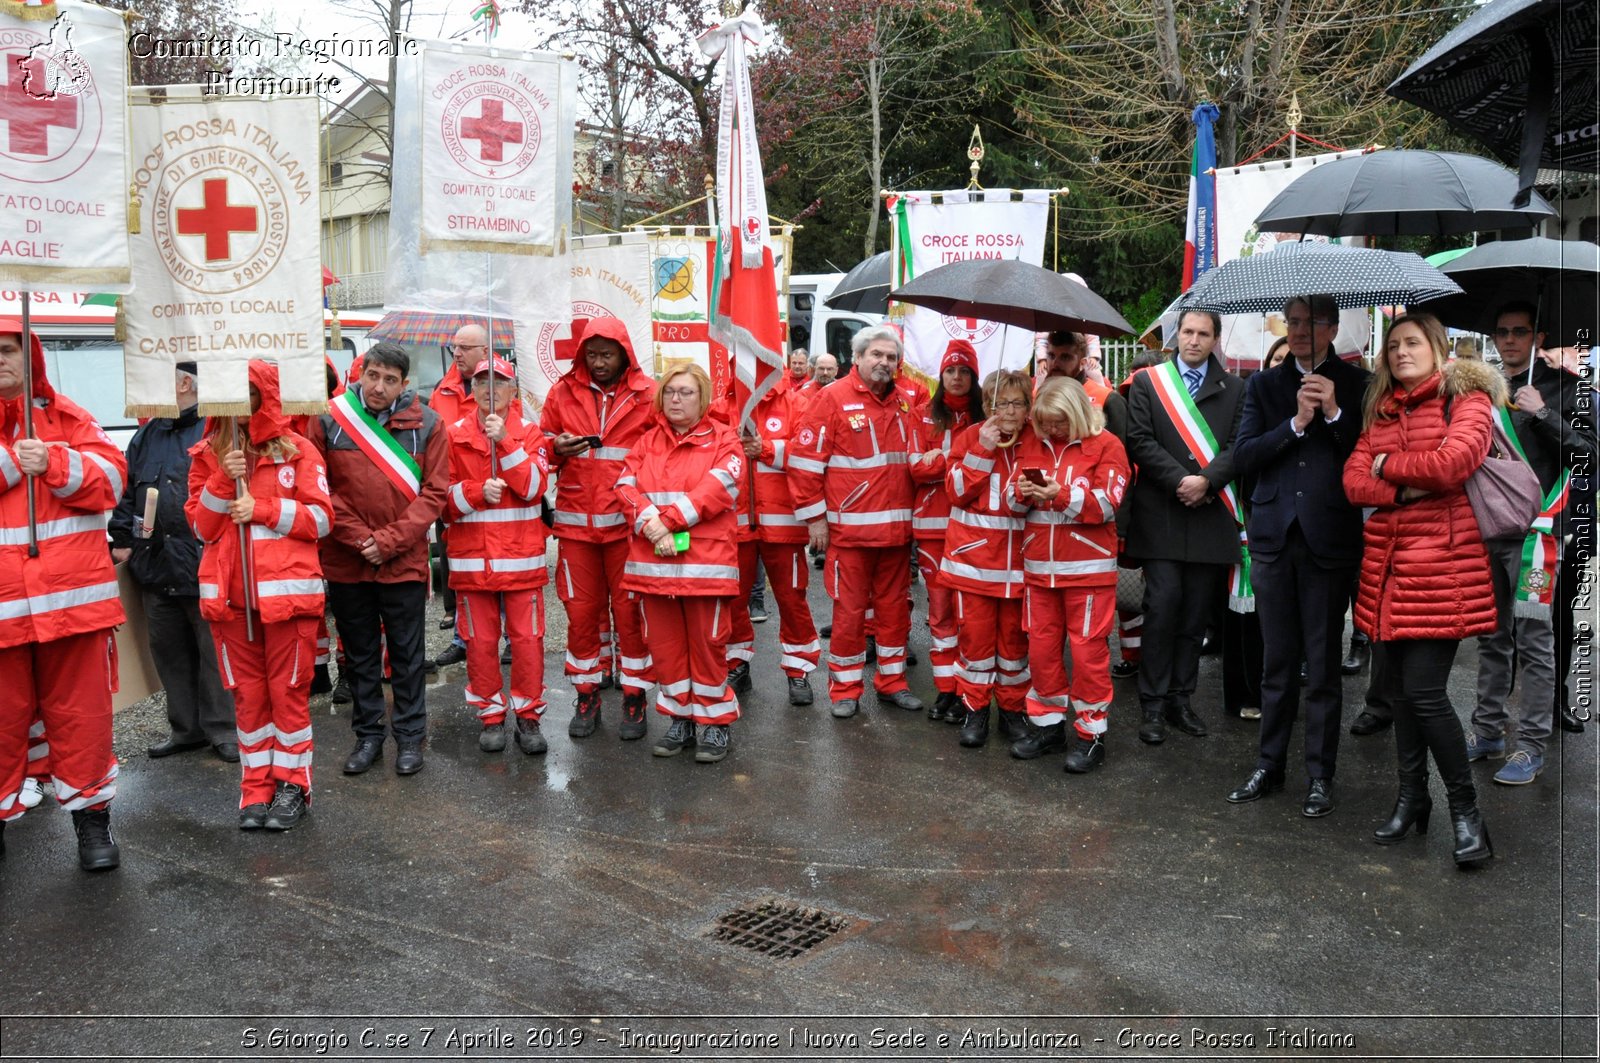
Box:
[230,417,256,643]
[20,291,38,557]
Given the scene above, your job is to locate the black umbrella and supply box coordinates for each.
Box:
[889,259,1134,337]
[1412,237,1600,348]
[1252,150,1557,237]
[825,251,891,314]
[1177,242,1462,314]
[1387,0,1599,206]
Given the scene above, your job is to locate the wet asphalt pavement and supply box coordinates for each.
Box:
[0,563,1595,1062]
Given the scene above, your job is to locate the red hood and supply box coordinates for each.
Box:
[567,317,649,391]
[326,355,345,399]
[0,317,52,401]
[245,359,293,445]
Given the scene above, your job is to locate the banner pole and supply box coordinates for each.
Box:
[20,291,38,557]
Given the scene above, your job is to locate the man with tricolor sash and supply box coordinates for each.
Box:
[1464,302,1596,784]
[1123,309,1245,748]
[308,343,449,778]
[1225,296,1370,817]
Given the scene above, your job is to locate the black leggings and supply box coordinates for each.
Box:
[1383,638,1477,812]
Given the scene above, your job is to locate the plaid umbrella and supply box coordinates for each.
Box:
[1177,242,1463,314]
[367,309,515,348]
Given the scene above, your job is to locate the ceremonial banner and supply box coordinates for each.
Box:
[0,0,130,291]
[1181,103,1221,291]
[520,232,654,403]
[888,188,1051,381]
[1214,149,1372,367]
[419,40,568,256]
[125,88,324,416]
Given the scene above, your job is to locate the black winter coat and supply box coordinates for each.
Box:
[109,408,208,596]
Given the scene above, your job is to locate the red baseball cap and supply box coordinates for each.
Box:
[472,355,516,380]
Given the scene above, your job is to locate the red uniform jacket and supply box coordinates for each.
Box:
[615,412,743,597]
[718,381,807,545]
[1343,361,1500,642]
[444,410,552,592]
[1009,427,1130,589]
[939,423,1026,598]
[429,363,476,428]
[787,369,919,548]
[0,322,126,647]
[910,404,975,542]
[540,318,657,543]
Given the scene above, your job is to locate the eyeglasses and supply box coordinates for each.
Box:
[454,343,489,353]
[1494,327,1534,339]
[662,387,699,400]
[992,400,1028,410]
[1284,317,1337,329]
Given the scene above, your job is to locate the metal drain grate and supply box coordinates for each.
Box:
[710,899,851,959]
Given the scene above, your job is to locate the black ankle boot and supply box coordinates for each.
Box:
[958,707,990,748]
[71,808,120,872]
[1450,808,1493,867]
[1138,706,1166,745]
[1373,790,1433,844]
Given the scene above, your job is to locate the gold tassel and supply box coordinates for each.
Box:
[113,296,125,341]
[328,310,341,350]
[128,182,141,235]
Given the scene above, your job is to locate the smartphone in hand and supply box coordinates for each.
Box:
[1021,468,1048,486]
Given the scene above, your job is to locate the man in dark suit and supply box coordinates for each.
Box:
[1125,309,1246,744]
[1225,295,1371,817]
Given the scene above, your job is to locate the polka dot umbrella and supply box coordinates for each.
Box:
[1176,241,1464,315]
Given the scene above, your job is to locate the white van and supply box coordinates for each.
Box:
[785,271,882,372]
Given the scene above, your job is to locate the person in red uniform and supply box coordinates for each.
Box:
[0,319,126,871]
[1010,377,1131,773]
[911,340,984,723]
[615,363,744,762]
[723,375,821,706]
[941,369,1029,748]
[542,319,658,739]
[444,356,553,756]
[789,325,925,718]
[188,360,331,830]
[430,323,487,666]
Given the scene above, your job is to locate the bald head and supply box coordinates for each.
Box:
[451,323,489,376]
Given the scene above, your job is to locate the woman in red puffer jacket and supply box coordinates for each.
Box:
[1343,312,1503,869]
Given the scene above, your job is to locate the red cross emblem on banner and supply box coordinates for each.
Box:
[176,177,258,262]
[959,316,982,333]
[0,55,79,156]
[460,99,523,163]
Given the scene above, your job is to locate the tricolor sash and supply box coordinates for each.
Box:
[328,391,422,500]
[1496,407,1566,619]
[1146,362,1254,612]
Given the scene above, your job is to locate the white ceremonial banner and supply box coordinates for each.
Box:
[0,0,130,292]
[888,189,1051,382]
[125,88,324,416]
[1214,150,1372,367]
[420,40,568,256]
[386,41,574,320]
[519,232,654,404]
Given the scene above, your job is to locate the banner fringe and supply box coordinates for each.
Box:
[1512,600,1552,621]
[1228,595,1256,614]
[198,401,253,418]
[279,400,332,416]
[124,403,179,419]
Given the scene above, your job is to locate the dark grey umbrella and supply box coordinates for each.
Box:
[825,251,891,314]
[889,259,1134,337]
[1413,237,1600,347]
[1252,150,1557,237]
[1387,0,1598,205]
[1177,241,1463,314]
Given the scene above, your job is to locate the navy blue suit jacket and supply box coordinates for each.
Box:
[1231,353,1371,567]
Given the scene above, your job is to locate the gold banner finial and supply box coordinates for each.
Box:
[967,125,985,190]
[1287,92,1302,133]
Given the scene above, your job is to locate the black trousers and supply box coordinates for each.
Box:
[143,589,235,745]
[1383,638,1477,812]
[327,580,429,742]
[1138,559,1226,713]
[1222,608,1263,714]
[1252,525,1352,780]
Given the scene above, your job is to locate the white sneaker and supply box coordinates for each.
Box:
[19,776,44,809]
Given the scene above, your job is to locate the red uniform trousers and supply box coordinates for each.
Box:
[0,630,118,821]
[212,616,316,808]
[728,540,820,677]
[315,614,331,667]
[556,539,649,694]
[1025,586,1115,739]
[640,595,738,724]
[460,588,545,725]
[954,591,1028,712]
[824,544,911,700]
[28,713,49,781]
[1118,610,1143,664]
[916,540,958,694]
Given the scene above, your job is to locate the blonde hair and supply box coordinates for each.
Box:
[1031,376,1103,440]
[1363,312,1448,428]
[654,361,713,420]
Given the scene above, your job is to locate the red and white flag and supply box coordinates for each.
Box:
[698,11,783,429]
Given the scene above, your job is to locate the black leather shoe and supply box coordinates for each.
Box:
[147,736,208,759]
[1226,768,1285,803]
[342,737,383,775]
[818,623,832,638]
[879,689,923,712]
[238,803,270,831]
[438,614,455,630]
[71,809,120,871]
[1010,721,1067,760]
[1138,708,1166,745]
[928,690,960,722]
[1063,734,1105,774]
[1349,710,1392,736]
[212,742,240,764]
[1302,778,1334,818]
[1110,660,1138,679]
[727,661,753,693]
[394,742,425,775]
[618,692,648,741]
[1560,705,1586,734]
[787,676,814,706]
[958,707,990,748]
[1340,638,1370,675]
[330,674,352,704]
[996,709,1029,743]
[1451,808,1493,867]
[434,644,467,667]
[1166,704,1209,737]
